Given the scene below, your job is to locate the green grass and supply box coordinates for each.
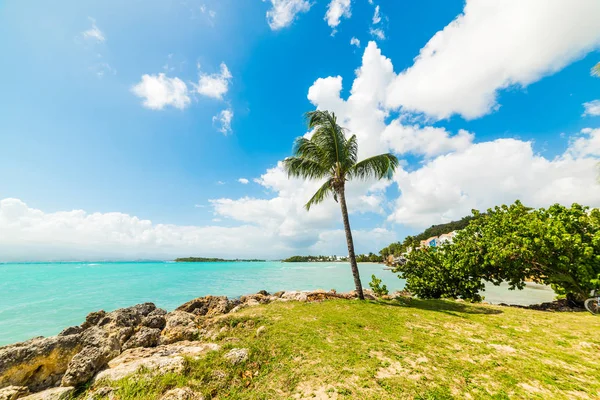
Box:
[82,299,600,399]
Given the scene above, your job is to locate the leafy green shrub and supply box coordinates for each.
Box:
[369,275,389,296]
[395,201,600,302]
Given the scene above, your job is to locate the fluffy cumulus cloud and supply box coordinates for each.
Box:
[386,0,600,120]
[238,178,249,184]
[264,0,311,30]
[350,37,360,48]
[196,63,232,100]
[131,73,190,110]
[213,108,234,135]
[583,100,600,117]
[325,0,351,34]
[382,122,474,158]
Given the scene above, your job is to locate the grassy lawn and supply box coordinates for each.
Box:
[86,298,600,399]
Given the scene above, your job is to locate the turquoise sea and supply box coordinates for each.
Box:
[0,261,555,346]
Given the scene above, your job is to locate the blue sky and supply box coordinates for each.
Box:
[1,0,600,261]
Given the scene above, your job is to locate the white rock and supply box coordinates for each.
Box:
[20,387,74,400]
[93,341,220,383]
[224,348,249,365]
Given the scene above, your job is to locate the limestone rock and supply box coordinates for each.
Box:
[61,328,121,387]
[280,291,308,302]
[160,311,200,345]
[160,387,203,400]
[84,386,114,400]
[0,335,82,392]
[19,387,74,400]
[0,386,29,400]
[224,348,248,365]
[93,341,220,383]
[175,296,237,317]
[122,327,161,350]
[142,309,167,330]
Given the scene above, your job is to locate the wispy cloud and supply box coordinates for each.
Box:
[213,109,234,135]
[583,100,600,116]
[82,18,105,43]
[238,178,249,184]
[264,0,312,30]
[350,37,361,47]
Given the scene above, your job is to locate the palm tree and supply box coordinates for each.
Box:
[283,110,399,300]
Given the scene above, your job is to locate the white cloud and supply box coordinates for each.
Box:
[350,37,360,47]
[213,108,234,135]
[369,28,385,40]
[389,137,600,228]
[82,18,105,43]
[217,181,225,185]
[325,0,352,34]
[196,63,232,100]
[386,0,600,120]
[264,0,312,30]
[382,121,474,157]
[583,100,600,116]
[238,178,249,184]
[200,5,216,19]
[131,73,190,110]
[0,198,395,261]
[372,5,381,24]
[566,128,600,158]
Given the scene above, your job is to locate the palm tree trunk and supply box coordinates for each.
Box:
[338,184,365,300]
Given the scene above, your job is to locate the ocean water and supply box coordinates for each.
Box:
[0,261,555,346]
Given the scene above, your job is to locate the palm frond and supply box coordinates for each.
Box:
[305,178,335,210]
[348,153,400,181]
[592,62,600,77]
[342,134,358,170]
[283,156,329,180]
[293,137,325,163]
[306,110,346,169]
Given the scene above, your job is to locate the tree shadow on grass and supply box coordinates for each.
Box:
[370,297,503,316]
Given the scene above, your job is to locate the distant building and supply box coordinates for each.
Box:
[419,231,457,248]
[438,231,457,245]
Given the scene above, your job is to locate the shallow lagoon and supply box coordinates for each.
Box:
[0,261,554,345]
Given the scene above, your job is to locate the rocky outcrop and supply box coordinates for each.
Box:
[0,335,82,392]
[93,342,220,383]
[160,311,200,345]
[175,296,239,317]
[0,302,166,396]
[1,288,377,398]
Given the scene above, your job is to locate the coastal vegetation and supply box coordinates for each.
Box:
[282,253,384,263]
[174,257,265,263]
[73,298,600,399]
[395,201,600,303]
[282,255,346,262]
[283,110,398,300]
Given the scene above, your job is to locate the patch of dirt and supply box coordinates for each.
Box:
[293,382,338,399]
[518,381,551,396]
[487,344,516,354]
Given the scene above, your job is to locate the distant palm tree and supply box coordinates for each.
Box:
[283,110,399,300]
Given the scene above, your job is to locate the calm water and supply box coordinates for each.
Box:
[0,261,554,345]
